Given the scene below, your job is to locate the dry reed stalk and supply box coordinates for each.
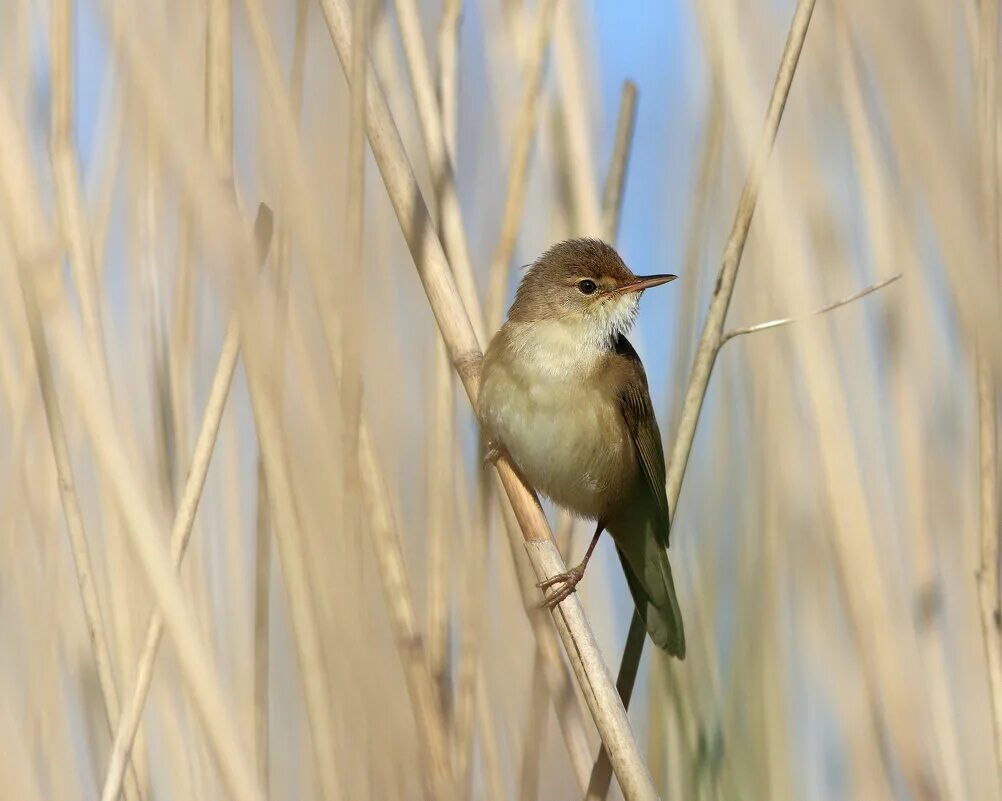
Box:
[495,488,592,791]
[253,2,309,787]
[553,4,602,235]
[601,82,637,243]
[664,0,815,509]
[475,668,506,801]
[429,0,489,784]
[833,16,966,797]
[977,358,1002,782]
[447,408,505,798]
[97,207,271,801]
[13,270,142,801]
[357,423,457,799]
[389,0,465,720]
[427,369,457,732]
[391,0,485,343]
[342,0,371,774]
[91,91,123,279]
[484,0,559,332]
[252,454,271,788]
[976,0,1002,782]
[516,502,578,800]
[436,0,463,163]
[452,433,505,795]
[226,6,370,799]
[646,65,725,792]
[343,0,367,480]
[205,0,233,180]
[427,335,455,718]
[165,0,234,495]
[36,8,149,797]
[518,658,549,801]
[50,0,108,368]
[665,71,723,437]
[241,333,347,801]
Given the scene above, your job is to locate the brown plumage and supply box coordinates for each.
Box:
[478,239,685,657]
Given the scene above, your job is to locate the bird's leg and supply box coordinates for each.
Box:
[483,439,502,467]
[537,522,604,609]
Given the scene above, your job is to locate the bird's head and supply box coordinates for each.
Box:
[507,239,676,348]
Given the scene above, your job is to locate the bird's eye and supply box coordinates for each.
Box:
[578,279,597,295]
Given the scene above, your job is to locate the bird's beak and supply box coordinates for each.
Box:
[616,273,677,294]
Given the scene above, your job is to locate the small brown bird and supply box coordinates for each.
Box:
[478,239,685,657]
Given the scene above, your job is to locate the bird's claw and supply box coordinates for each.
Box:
[537,565,585,609]
[483,441,502,468]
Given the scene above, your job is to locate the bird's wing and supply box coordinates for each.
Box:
[614,336,671,547]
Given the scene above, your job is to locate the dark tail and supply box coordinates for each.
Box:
[613,522,685,658]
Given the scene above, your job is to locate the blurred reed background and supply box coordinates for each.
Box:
[1,0,1001,799]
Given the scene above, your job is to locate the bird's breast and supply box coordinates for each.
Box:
[479,347,636,520]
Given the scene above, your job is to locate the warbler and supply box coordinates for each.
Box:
[478,239,684,657]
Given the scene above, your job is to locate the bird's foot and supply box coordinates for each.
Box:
[537,563,586,609]
[483,441,502,468]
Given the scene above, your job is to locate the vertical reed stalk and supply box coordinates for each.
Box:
[484,0,559,332]
[976,0,1002,784]
[45,7,148,794]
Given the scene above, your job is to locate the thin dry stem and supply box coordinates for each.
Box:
[664,0,817,509]
[99,207,272,801]
[601,81,638,244]
[484,0,559,331]
[358,422,456,799]
[976,0,1002,782]
[519,659,549,801]
[496,490,592,792]
[50,306,266,801]
[719,273,902,345]
[392,0,485,342]
[977,356,1002,781]
[553,5,602,235]
[253,2,309,785]
[252,455,271,789]
[427,336,454,716]
[342,0,367,477]
[436,0,463,164]
[33,10,145,791]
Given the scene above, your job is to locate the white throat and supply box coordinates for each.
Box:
[506,293,639,379]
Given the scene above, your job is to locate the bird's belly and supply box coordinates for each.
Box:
[481,371,634,520]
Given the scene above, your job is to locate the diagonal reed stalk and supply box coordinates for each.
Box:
[589,1,817,798]
[329,0,593,784]
[97,207,272,801]
[316,0,658,796]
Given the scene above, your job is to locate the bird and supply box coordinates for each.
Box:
[478,238,685,658]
